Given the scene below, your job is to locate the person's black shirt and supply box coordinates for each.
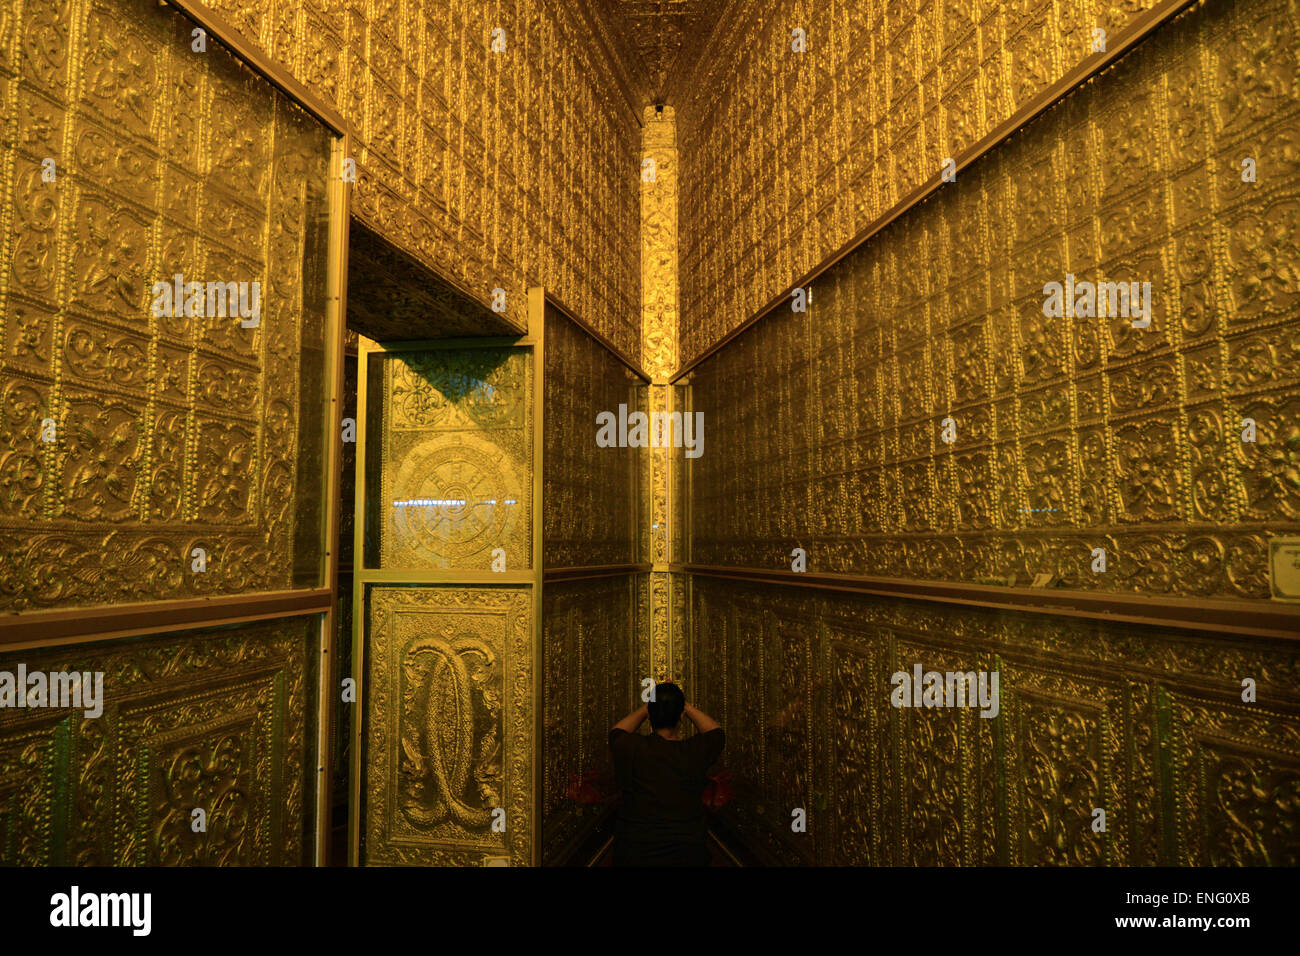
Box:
[608,727,725,866]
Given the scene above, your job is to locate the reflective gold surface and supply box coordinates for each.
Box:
[366,348,532,571]
[691,577,1300,865]
[362,585,532,866]
[0,0,335,612]
[539,305,641,860]
[638,104,683,682]
[675,0,1171,361]
[4,0,1296,871]
[0,615,319,865]
[345,222,520,340]
[203,0,642,355]
[542,306,640,569]
[641,106,679,381]
[687,0,1300,597]
[593,0,728,106]
[352,334,540,866]
[541,576,635,862]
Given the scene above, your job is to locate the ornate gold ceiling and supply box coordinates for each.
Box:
[592,0,730,106]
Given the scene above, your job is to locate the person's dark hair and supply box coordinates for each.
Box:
[648,682,685,730]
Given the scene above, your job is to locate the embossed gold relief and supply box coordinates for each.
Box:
[650,570,670,682]
[201,0,642,355]
[345,222,520,341]
[540,305,647,861]
[333,353,357,808]
[592,1,726,106]
[668,383,689,562]
[541,576,634,863]
[0,615,319,865]
[363,586,531,866]
[640,106,681,679]
[669,570,690,692]
[647,384,670,566]
[542,306,640,569]
[366,348,531,570]
[0,0,335,611]
[674,0,1171,361]
[634,571,652,685]
[686,0,1300,598]
[641,106,679,380]
[691,577,1300,866]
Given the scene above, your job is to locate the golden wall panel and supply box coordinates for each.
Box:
[542,306,639,569]
[674,0,1173,360]
[634,570,651,688]
[649,569,669,682]
[646,384,669,565]
[365,347,532,571]
[1162,684,1300,865]
[0,614,319,865]
[668,383,688,562]
[362,584,532,866]
[0,0,335,612]
[686,0,1300,598]
[669,570,689,686]
[202,0,642,353]
[691,576,1300,866]
[540,576,635,863]
[332,352,357,811]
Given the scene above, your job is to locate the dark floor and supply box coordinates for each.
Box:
[328,823,739,866]
[592,837,737,867]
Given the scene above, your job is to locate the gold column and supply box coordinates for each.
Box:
[640,106,681,685]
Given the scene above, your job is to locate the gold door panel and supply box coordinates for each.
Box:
[353,333,541,866]
[362,585,532,866]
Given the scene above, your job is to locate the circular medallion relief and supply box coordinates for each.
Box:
[390,441,518,563]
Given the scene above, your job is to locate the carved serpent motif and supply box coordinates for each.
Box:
[400,633,500,831]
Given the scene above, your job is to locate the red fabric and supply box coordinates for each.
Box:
[567,770,615,805]
[701,769,733,810]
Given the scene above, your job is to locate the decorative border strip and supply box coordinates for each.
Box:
[0,589,332,649]
[543,563,652,582]
[680,564,1300,642]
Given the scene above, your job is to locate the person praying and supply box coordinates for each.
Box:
[608,683,725,866]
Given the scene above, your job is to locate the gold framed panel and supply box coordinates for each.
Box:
[688,575,1300,866]
[0,0,349,661]
[0,0,349,866]
[358,582,534,867]
[358,340,536,574]
[349,290,546,866]
[0,610,326,866]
